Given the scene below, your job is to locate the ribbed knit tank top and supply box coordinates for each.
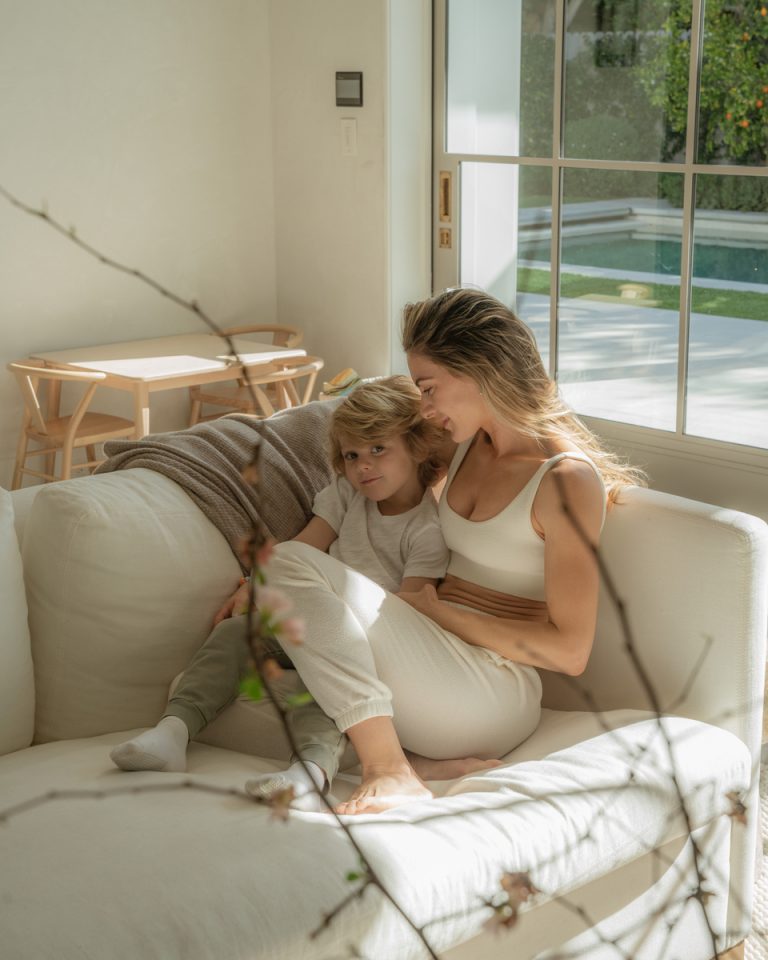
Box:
[438,438,606,602]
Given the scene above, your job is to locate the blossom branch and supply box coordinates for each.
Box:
[0,182,440,960]
[1,180,756,959]
[0,183,270,432]
[0,779,266,824]
[550,472,724,959]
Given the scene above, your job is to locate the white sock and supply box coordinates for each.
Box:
[245,761,329,812]
[110,716,190,773]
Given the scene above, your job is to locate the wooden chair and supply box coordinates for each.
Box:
[188,356,325,425]
[188,324,306,425]
[8,361,136,489]
[214,324,303,349]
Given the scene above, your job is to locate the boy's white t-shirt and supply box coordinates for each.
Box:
[312,476,449,595]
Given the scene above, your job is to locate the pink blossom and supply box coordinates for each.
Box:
[278,617,305,646]
[256,585,292,616]
[256,540,275,567]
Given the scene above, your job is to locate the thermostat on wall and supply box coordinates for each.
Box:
[336,72,363,107]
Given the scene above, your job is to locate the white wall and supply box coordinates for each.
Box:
[268,0,431,380]
[0,0,277,488]
[0,0,432,491]
[268,0,390,381]
[388,0,433,375]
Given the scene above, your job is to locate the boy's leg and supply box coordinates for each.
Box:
[111,612,347,789]
[111,615,267,772]
[287,699,347,787]
[164,615,254,737]
[246,692,348,806]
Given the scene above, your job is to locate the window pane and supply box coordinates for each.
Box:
[697,1,768,166]
[446,0,555,157]
[563,0,690,162]
[556,169,683,430]
[518,167,553,371]
[460,163,551,367]
[685,175,768,448]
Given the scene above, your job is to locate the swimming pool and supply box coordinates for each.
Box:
[520,236,768,285]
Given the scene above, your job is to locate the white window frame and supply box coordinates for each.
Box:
[432,0,768,479]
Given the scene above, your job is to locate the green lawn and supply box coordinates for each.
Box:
[518,268,768,322]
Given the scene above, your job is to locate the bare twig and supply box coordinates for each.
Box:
[550,471,724,959]
[0,779,263,824]
[2,180,757,960]
[0,184,266,419]
[0,182,440,960]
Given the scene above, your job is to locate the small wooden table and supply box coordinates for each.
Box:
[31,333,307,438]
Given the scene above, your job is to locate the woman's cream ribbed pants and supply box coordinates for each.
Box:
[267,541,542,760]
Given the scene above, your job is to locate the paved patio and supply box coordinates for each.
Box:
[518,292,768,450]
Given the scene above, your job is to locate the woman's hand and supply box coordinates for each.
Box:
[212,581,251,626]
[397,583,442,620]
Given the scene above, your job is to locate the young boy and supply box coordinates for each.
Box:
[110,377,449,808]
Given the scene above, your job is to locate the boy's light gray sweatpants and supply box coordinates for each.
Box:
[163,614,346,786]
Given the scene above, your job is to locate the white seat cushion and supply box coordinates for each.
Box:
[0,713,748,960]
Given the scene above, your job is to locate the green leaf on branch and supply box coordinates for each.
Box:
[239,673,263,702]
[286,691,315,708]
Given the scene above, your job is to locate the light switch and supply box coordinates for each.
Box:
[340,118,357,156]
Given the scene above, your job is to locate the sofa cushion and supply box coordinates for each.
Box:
[0,488,34,753]
[23,469,240,743]
[0,714,749,960]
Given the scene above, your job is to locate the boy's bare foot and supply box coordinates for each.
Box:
[335,764,432,815]
[405,752,503,782]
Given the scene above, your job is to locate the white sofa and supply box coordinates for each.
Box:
[2,404,766,960]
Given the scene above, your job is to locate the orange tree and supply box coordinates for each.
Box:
[639,0,768,208]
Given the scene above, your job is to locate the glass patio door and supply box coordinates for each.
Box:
[434,0,768,457]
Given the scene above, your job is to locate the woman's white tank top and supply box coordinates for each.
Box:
[438,438,606,602]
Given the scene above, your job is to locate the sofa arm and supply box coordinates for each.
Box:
[8,484,44,547]
[0,488,35,754]
[541,485,768,760]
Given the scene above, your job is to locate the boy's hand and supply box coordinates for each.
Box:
[212,581,251,626]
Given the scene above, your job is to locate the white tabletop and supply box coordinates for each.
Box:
[31,333,306,382]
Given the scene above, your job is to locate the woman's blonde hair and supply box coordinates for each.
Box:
[402,288,645,503]
[329,376,445,487]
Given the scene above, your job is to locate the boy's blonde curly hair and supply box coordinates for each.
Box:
[328,376,446,487]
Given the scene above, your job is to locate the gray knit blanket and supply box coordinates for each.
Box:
[96,400,340,561]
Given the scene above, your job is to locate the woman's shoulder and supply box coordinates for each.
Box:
[544,454,603,487]
[534,455,606,531]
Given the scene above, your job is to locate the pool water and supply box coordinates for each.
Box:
[521,236,768,285]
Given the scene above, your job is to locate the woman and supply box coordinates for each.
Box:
[263,288,644,814]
